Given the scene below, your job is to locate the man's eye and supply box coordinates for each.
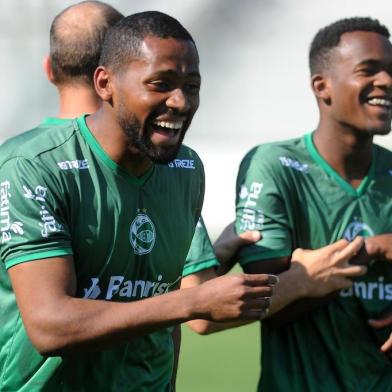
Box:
[150,81,170,90]
[359,67,378,76]
[185,83,200,93]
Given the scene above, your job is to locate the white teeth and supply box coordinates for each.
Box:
[368,98,392,107]
[153,120,183,130]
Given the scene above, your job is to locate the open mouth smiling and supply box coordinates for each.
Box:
[367,97,392,108]
[151,119,184,136]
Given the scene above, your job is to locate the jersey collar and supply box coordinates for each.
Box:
[304,132,376,197]
[76,115,154,186]
[41,117,72,126]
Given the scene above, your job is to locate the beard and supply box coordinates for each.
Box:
[117,106,186,164]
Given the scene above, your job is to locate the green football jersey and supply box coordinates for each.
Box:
[235,133,392,391]
[182,216,219,277]
[0,115,204,391]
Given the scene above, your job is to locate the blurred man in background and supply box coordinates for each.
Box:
[42,0,123,121]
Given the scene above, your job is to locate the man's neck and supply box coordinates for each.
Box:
[313,122,374,188]
[57,84,101,119]
[85,109,153,178]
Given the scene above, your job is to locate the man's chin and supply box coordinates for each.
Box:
[367,126,392,136]
[356,123,392,137]
[148,145,182,164]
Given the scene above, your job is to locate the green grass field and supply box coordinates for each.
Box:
[177,321,261,392]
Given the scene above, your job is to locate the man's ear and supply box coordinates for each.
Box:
[94,66,114,102]
[43,55,55,83]
[311,74,331,105]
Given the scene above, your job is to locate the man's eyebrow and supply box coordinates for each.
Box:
[356,59,383,66]
[151,69,201,78]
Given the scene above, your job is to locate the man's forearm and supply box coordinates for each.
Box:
[11,258,276,356]
[267,264,308,316]
[27,287,199,356]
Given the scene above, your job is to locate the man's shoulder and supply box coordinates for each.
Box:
[177,144,202,160]
[241,136,305,168]
[373,143,392,177]
[0,120,78,168]
[374,143,392,160]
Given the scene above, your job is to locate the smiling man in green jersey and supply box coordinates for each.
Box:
[232,17,392,391]
[0,11,278,391]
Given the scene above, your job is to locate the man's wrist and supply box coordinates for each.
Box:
[275,264,308,302]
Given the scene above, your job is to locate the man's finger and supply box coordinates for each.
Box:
[245,274,279,286]
[321,238,350,253]
[244,297,271,310]
[333,276,354,290]
[336,264,367,277]
[381,334,392,352]
[238,230,261,244]
[244,286,274,298]
[242,308,268,320]
[334,236,364,263]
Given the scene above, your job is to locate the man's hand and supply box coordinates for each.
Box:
[291,237,367,298]
[362,234,392,263]
[214,222,260,274]
[193,273,278,322]
[264,237,368,328]
[368,313,392,355]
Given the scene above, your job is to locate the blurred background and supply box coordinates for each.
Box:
[1,1,392,390]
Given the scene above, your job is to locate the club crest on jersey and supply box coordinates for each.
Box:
[130,213,156,255]
[343,219,374,241]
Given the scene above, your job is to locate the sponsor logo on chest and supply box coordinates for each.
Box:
[279,156,309,173]
[83,274,181,300]
[168,159,195,169]
[57,159,89,170]
[340,276,392,301]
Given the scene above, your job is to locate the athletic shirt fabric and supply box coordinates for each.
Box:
[0,115,204,391]
[235,133,392,391]
[182,216,219,277]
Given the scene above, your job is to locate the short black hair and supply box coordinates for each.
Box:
[309,17,390,75]
[50,1,123,86]
[100,11,196,72]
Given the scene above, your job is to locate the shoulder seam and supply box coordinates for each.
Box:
[0,122,79,169]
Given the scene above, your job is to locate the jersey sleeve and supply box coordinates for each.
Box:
[235,147,293,266]
[0,157,73,269]
[182,216,219,277]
